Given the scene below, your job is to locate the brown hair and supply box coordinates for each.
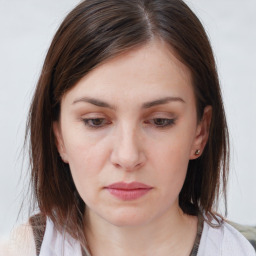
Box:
[27,0,229,243]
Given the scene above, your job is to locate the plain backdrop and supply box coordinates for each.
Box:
[0,0,256,238]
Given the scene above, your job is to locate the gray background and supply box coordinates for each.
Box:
[0,0,255,239]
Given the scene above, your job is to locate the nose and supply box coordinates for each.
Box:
[110,124,146,171]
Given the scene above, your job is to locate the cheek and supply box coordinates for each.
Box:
[67,139,108,177]
[63,124,108,169]
[148,126,195,192]
[150,126,195,167]
[151,149,189,210]
[154,146,189,185]
[64,136,110,201]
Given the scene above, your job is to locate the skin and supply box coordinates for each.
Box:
[54,39,212,256]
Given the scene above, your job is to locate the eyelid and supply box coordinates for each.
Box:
[145,118,176,128]
[81,112,107,118]
[80,111,177,129]
[147,111,176,118]
[82,117,111,129]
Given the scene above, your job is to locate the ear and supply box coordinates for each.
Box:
[190,106,212,160]
[53,121,69,163]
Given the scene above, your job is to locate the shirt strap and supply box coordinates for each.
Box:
[189,214,204,256]
[29,213,47,256]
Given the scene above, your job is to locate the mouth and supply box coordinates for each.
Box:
[105,182,153,201]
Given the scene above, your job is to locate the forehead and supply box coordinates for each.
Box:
[62,40,194,106]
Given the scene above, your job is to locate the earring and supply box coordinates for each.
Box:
[195,149,201,155]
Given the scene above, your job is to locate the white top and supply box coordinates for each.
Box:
[197,220,255,256]
[1,217,255,256]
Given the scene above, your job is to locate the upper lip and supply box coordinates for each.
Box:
[106,182,152,190]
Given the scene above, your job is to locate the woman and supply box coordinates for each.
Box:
[2,0,255,255]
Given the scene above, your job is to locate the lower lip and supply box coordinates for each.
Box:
[106,188,152,200]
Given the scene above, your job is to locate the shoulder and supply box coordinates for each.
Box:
[198,220,256,256]
[221,222,256,255]
[40,217,83,255]
[228,221,256,250]
[0,223,36,256]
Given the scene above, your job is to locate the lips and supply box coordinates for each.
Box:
[105,182,153,200]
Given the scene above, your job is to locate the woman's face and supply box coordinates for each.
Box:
[54,40,209,227]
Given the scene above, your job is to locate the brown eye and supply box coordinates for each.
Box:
[148,118,176,128]
[83,118,109,128]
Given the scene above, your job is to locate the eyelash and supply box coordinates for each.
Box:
[145,118,176,128]
[82,118,110,128]
[82,118,176,129]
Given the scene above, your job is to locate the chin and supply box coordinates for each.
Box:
[102,208,153,227]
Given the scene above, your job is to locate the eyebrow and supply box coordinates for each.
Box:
[142,96,185,108]
[72,96,185,109]
[73,97,116,109]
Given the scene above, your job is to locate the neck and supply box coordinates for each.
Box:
[84,207,198,256]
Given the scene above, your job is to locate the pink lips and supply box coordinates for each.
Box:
[105,182,153,201]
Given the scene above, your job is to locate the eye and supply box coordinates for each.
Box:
[146,118,176,128]
[82,118,110,128]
